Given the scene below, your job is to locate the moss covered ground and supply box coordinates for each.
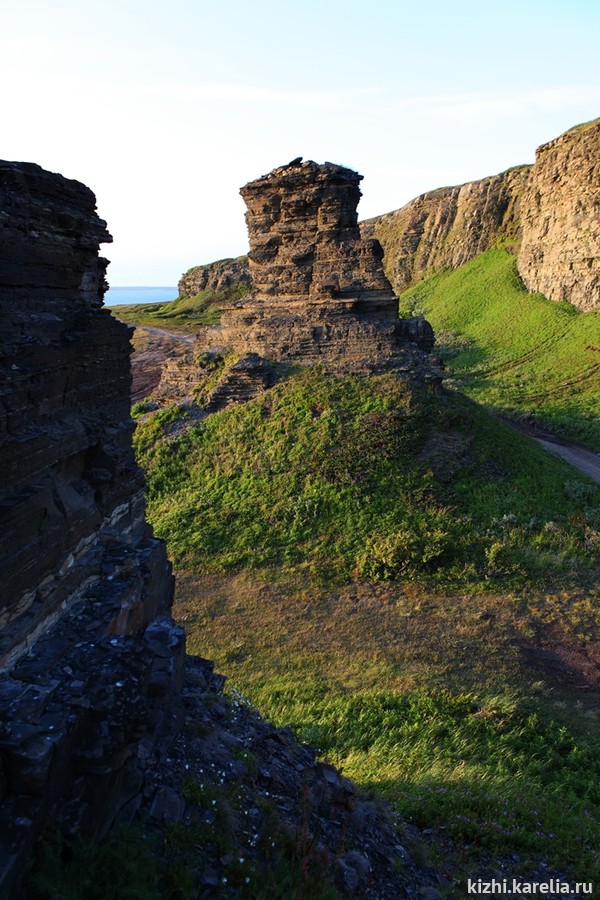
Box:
[134,367,600,591]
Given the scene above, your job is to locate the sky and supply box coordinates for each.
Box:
[2,0,599,285]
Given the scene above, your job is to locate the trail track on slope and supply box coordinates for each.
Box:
[504,418,600,484]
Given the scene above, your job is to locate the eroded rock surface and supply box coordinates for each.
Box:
[0,162,179,895]
[363,118,600,311]
[517,119,600,311]
[361,167,528,294]
[178,255,250,298]
[0,162,174,667]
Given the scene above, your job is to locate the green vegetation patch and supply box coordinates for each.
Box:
[176,573,600,885]
[399,248,600,450]
[257,684,600,883]
[134,367,600,589]
[111,282,249,332]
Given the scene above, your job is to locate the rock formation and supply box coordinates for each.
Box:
[363,117,600,311]
[517,119,600,311]
[361,167,528,294]
[178,254,250,298]
[0,161,181,894]
[188,159,436,383]
[0,162,174,667]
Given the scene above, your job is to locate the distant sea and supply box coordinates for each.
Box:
[104,286,178,307]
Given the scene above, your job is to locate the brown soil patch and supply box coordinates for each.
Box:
[518,629,600,692]
[129,326,192,401]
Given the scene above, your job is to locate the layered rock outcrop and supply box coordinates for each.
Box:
[361,167,528,294]
[191,159,436,377]
[178,255,250,298]
[363,118,600,311]
[0,162,174,665]
[517,119,600,311]
[0,162,180,894]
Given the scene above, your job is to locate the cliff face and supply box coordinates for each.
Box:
[363,118,600,311]
[0,162,181,894]
[0,161,173,665]
[361,167,529,295]
[517,119,600,311]
[177,255,250,298]
[189,159,436,378]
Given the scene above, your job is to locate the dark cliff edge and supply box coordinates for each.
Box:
[0,164,428,898]
[0,161,180,895]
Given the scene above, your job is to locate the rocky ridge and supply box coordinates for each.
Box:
[363,118,600,311]
[178,256,250,298]
[360,167,528,295]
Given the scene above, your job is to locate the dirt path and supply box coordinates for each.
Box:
[137,325,194,344]
[129,325,194,401]
[503,417,600,484]
[536,436,600,483]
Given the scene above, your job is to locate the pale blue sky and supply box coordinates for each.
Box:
[2,0,599,284]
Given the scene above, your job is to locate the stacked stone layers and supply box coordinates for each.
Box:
[195,159,435,370]
[517,119,600,311]
[0,162,179,895]
[361,167,529,295]
[0,162,169,664]
[240,162,396,310]
[362,118,600,311]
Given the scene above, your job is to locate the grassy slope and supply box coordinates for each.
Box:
[134,368,600,884]
[399,248,600,450]
[134,368,600,590]
[110,282,247,331]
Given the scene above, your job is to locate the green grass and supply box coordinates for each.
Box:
[399,248,600,450]
[111,282,248,331]
[175,572,600,887]
[134,366,600,591]
[128,351,600,889]
[133,364,600,883]
[262,688,600,878]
